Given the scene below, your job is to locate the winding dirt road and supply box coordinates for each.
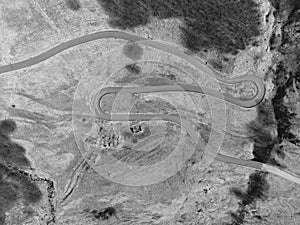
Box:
[95,85,263,170]
[1,30,299,184]
[0,30,264,108]
[95,85,300,184]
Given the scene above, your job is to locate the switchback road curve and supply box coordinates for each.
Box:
[95,85,300,185]
[0,30,264,107]
[1,30,298,184]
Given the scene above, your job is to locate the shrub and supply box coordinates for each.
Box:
[92,207,117,220]
[0,119,17,136]
[125,63,141,74]
[66,0,81,11]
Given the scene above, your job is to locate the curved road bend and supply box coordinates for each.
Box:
[95,86,300,185]
[136,39,265,108]
[0,31,147,75]
[0,30,265,107]
[1,30,293,183]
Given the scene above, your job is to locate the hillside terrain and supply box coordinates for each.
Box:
[0,0,299,224]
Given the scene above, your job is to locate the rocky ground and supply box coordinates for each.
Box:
[0,0,299,225]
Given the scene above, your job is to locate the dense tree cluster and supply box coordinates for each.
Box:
[247,101,280,164]
[96,0,261,54]
[271,9,300,146]
[228,101,278,225]
[272,63,300,146]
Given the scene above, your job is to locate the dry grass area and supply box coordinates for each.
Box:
[0,0,299,225]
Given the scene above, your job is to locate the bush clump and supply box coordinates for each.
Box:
[0,119,17,136]
[66,0,81,11]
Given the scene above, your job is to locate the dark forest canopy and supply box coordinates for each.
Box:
[96,0,261,54]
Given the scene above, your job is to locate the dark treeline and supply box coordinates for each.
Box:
[274,8,300,146]
[272,63,300,146]
[247,101,283,166]
[228,2,300,224]
[0,119,42,224]
[228,101,277,224]
[96,0,261,54]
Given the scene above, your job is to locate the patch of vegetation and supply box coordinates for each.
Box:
[272,65,299,145]
[273,9,300,146]
[229,171,269,224]
[123,42,144,60]
[0,120,30,168]
[0,119,17,135]
[228,101,278,224]
[0,140,31,168]
[229,5,300,224]
[97,0,150,28]
[207,59,224,71]
[91,207,117,220]
[230,67,300,223]
[66,0,81,11]
[247,101,280,164]
[230,171,269,205]
[125,63,141,74]
[269,0,300,11]
[96,0,261,54]
[0,165,42,204]
[0,119,42,224]
[20,176,43,204]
